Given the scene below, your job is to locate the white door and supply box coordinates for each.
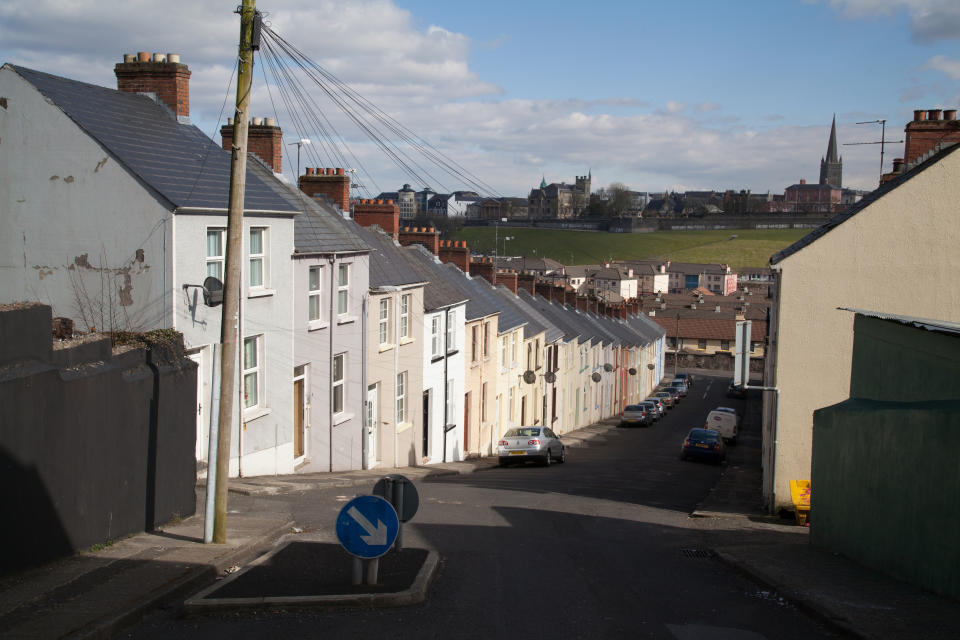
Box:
[187,351,207,470]
[366,384,379,468]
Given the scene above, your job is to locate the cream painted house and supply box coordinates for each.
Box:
[763,143,960,511]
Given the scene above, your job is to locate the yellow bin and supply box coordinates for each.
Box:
[790,480,811,526]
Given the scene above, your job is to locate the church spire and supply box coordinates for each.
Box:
[825,114,839,163]
[540,175,547,189]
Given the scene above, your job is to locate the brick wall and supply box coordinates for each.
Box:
[398,226,439,254]
[221,119,283,173]
[115,52,191,118]
[904,108,960,166]
[353,199,399,240]
[438,240,469,272]
[299,168,350,212]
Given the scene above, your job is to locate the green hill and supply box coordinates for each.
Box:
[454,227,808,270]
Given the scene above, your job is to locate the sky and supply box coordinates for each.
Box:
[1,0,958,198]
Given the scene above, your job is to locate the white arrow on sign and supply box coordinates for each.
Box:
[348,505,388,546]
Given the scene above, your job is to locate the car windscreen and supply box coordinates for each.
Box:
[625,405,643,411]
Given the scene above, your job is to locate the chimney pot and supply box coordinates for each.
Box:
[123,54,136,63]
[336,168,345,175]
[167,53,180,64]
[386,199,394,205]
[325,167,332,175]
[227,117,234,125]
[265,116,276,126]
[799,178,806,184]
[944,109,957,121]
[306,167,314,175]
[252,117,263,126]
[928,109,942,121]
[137,51,151,62]
[914,109,927,121]
[153,53,166,62]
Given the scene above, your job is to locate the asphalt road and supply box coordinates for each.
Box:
[127,372,841,639]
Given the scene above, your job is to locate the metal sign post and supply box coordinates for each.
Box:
[373,475,420,551]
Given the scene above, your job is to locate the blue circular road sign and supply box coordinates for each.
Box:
[335,495,399,559]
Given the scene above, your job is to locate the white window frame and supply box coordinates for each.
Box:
[206,227,225,281]
[400,294,411,340]
[249,226,267,289]
[379,298,391,346]
[242,335,262,410]
[431,316,442,357]
[508,386,515,421]
[308,265,322,322]
[396,371,407,424]
[445,379,454,425]
[446,311,455,351]
[500,336,507,370]
[337,263,350,316]
[332,352,345,415]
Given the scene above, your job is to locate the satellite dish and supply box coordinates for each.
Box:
[591,372,602,383]
[603,363,614,372]
[202,276,223,307]
[544,371,556,384]
[628,367,637,376]
[647,363,655,370]
[522,370,537,384]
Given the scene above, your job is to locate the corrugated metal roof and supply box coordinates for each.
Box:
[840,308,960,336]
[10,65,297,214]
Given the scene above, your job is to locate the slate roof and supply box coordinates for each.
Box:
[491,285,564,343]
[9,64,297,214]
[437,263,502,323]
[516,291,585,344]
[771,143,960,265]
[625,313,666,343]
[449,271,526,332]
[351,225,426,289]
[651,316,766,341]
[401,245,469,311]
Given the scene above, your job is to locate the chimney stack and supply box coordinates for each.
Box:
[299,167,351,213]
[115,52,191,118]
[221,116,283,173]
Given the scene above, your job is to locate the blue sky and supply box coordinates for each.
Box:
[2,0,958,196]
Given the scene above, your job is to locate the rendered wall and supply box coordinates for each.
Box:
[811,400,960,598]
[0,304,196,573]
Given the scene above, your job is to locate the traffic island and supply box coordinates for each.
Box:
[183,537,438,614]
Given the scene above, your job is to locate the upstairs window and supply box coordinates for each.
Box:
[337,264,350,315]
[206,228,225,280]
[400,294,411,339]
[431,316,442,357]
[379,299,391,346]
[308,266,322,321]
[249,227,267,288]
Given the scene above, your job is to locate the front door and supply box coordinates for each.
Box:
[187,351,206,474]
[422,390,431,461]
[366,384,379,467]
[293,378,305,459]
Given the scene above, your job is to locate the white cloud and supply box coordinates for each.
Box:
[821,0,960,42]
[923,54,960,79]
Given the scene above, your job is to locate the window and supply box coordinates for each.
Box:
[720,339,730,351]
[508,387,515,420]
[471,325,479,362]
[668,337,678,349]
[308,266,322,322]
[483,322,490,358]
[446,311,455,351]
[379,299,390,345]
[698,338,707,350]
[400,294,410,339]
[249,227,267,288]
[332,353,345,414]
[337,264,350,315]
[428,316,441,357]
[511,333,517,366]
[396,371,407,424]
[527,343,533,371]
[500,337,507,369]
[535,339,541,369]
[445,379,454,424]
[206,228,225,280]
[243,335,261,409]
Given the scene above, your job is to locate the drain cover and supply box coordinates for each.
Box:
[681,548,715,559]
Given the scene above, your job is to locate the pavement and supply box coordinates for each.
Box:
[0,417,957,638]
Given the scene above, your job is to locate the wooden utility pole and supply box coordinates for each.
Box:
[213,0,257,544]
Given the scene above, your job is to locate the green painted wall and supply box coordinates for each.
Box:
[811,313,960,598]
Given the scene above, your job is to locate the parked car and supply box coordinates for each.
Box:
[714,406,740,422]
[705,409,739,444]
[674,373,694,388]
[668,381,688,397]
[654,391,675,408]
[727,379,747,399]
[645,397,666,417]
[680,428,726,463]
[620,404,652,427]
[498,426,565,466]
[661,386,682,403]
[638,400,661,421]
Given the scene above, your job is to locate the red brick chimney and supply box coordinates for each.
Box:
[353,198,400,240]
[299,168,350,212]
[903,107,960,166]
[575,295,589,312]
[470,257,495,283]
[398,226,440,255]
[498,270,518,294]
[438,240,470,272]
[221,116,283,173]
[115,52,191,118]
[517,272,537,295]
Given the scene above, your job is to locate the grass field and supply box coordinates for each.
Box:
[454,226,809,270]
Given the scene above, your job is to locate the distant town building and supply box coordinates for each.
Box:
[528,172,591,218]
[819,115,842,187]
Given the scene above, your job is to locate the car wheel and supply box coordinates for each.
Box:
[542,449,552,467]
[557,446,566,464]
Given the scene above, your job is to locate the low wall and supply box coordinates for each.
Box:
[812,399,960,598]
[665,351,763,373]
[468,214,830,233]
[0,304,197,573]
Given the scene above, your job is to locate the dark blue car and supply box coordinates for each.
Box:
[680,428,726,463]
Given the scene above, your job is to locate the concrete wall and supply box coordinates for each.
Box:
[0,304,195,573]
[812,400,960,598]
[0,67,172,332]
[766,148,960,509]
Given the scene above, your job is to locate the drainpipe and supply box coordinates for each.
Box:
[361,291,369,469]
[328,256,336,472]
[442,308,450,463]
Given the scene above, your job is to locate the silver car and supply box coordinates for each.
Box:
[497,426,565,467]
[645,397,666,418]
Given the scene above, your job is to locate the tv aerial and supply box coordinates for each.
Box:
[844,119,903,181]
